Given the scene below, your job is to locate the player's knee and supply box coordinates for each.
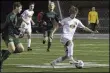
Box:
[8,42,16,53]
[65,41,72,46]
[16,43,24,53]
[27,33,31,39]
[27,35,31,39]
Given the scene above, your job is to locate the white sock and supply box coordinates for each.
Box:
[27,39,31,48]
[68,56,77,64]
[52,56,67,65]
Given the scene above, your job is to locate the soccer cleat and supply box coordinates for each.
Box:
[50,62,55,68]
[43,40,46,44]
[0,49,11,72]
[1,50,11,61]
[27,47,32,51]
[47,48,50,52]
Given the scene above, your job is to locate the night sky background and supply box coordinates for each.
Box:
[1,1,48,23]
[1,0,109,23]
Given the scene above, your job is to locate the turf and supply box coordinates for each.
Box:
[1,38,109,72]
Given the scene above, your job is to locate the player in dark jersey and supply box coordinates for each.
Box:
[0,2,24,72]
[41,2,59,52]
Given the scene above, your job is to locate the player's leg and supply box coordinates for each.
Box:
[47,30,53,52]
[50,38,69,66]
[90,23,95,37]
[65,41,77,64]
[26,28,32,51]
[43,31,48,44]
[13,36,24,53]
[0,36,16,71]
[94,24,99,33]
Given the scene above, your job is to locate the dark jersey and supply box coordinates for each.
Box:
[42,11,59,30]
[2,12,20,36]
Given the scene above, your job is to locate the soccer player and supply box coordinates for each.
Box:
[88,7,99,33]
[41,2,59,52]
[50,6,95,68]
[0,2,24,72]
[20,2,35,51]
[37,11,44,33]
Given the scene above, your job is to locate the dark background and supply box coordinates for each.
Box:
[1,0,109,33]
[1,1,48,23]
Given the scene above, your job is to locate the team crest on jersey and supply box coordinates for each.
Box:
[70,22,77,29]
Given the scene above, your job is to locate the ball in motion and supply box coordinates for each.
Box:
[75,60,84,69]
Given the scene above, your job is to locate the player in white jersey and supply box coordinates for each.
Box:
[50,6,95,67]
[20,2,35,51]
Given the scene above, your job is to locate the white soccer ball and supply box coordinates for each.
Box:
[75,60,84,69]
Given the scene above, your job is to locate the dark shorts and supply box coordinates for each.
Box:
[2,35,20,47]
[90,23,97,31]
[43,29,53,38]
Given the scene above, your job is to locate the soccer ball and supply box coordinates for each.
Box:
[75,60,84,69]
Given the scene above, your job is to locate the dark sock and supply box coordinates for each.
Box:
[43,40,46,44]
[48,42,51,50]
[1,50,11,61]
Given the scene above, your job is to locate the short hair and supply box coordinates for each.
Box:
[69,5,78,14]
[29,2,35,6]
[49,2,55,5]
[13,2,22,9]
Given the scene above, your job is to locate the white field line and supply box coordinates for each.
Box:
[22,42,108,46]
[3,62,109,68]
[12,52,109,56]
[31,48,109,53]
[6,58,109,62]
[21,47,109,53]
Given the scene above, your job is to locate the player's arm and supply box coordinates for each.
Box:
[88,12,91,25]
[83,27,94,33]
[31,12,35,25]
[21,17,29,25]
[51,13,60,34]
[96,12,99,25]
[21,10,29,25]
[78,20,94,33]
[41,13,47,25]
[31,19,35,25]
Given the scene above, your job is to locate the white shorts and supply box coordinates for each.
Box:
[60,37,70,45]
[21,21,32,34]
[60,37,74,56]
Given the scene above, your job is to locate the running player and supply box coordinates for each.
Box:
[0,2,24,72]
[20,2,35,51]
[41,2,59,52]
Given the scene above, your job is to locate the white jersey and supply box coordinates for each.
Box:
[60,17,85,40]
[21,9,34,23]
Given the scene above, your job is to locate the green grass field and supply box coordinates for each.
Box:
[1,38,109,72]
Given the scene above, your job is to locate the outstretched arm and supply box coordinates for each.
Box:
[83,27,94,33]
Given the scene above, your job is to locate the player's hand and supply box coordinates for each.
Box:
[32,22,35,25]
[97,24,100,27]
[92,30,99,34]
